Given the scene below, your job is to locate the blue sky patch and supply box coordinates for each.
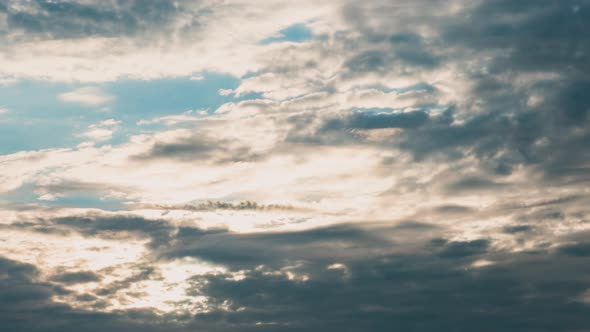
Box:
[0,73,240,154]
[260,23,313,44]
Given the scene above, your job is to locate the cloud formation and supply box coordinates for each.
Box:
[1,0,590,331]
[59,87,114,106]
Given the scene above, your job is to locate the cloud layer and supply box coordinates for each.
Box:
[1,0,590,331]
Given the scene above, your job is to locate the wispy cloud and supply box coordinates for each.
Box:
[58,87,114,106]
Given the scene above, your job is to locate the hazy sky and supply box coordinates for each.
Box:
[1,1,590,331]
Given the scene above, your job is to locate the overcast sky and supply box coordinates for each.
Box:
[1,1,590,331]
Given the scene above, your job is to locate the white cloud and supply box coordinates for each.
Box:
[1,2,589,326]
[218,88,234,96]
[0,1,335,82]
[78,127,114,142]
[137,110,207,126]
[98,119,121,127]
[58,87,115,106]
[77,119,120,142]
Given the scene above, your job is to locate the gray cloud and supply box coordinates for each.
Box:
[344,34,440,76]
[557,243,590,257]
[384,1,590,186]
[180,229,590,332]
[322,111,430,131]
[50,271,101,284]
[269,0,590,191]
[444,176,508,193]
[2,0,590,330]
[135,200,303,212]
[0,257,169,332]
[132,135,261,164]
[52,215,176,248]
[0,0,197,41]
[160,223,391,270]
[503,225,533,234]
[5,209,590,331]
[436,238,490,258]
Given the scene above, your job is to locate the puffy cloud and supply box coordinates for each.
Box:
[59,86,115,106]
[76,119,120,142]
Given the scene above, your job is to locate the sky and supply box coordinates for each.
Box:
[1,0,590,331]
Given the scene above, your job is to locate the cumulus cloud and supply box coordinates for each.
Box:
[77,119,120,141]
[59,86,115,106]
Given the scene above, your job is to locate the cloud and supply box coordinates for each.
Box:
[2,0,590,330]
[0,256,175,332]
[135,200,302,213]
[218,89,233,96]
[51,214,175,248]
[557,243,590,257]
[77,119,120,142]
[321,110,430,131]
[131,130,261,164]
[50,270,101,284]
[186,245,590,331]
[59,87,115,106]
[79,127,114,141]
[136,110,207,126]
[3,199,590,330]
[0,0,332,82]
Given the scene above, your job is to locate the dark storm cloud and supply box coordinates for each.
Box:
[178,228,590,332]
